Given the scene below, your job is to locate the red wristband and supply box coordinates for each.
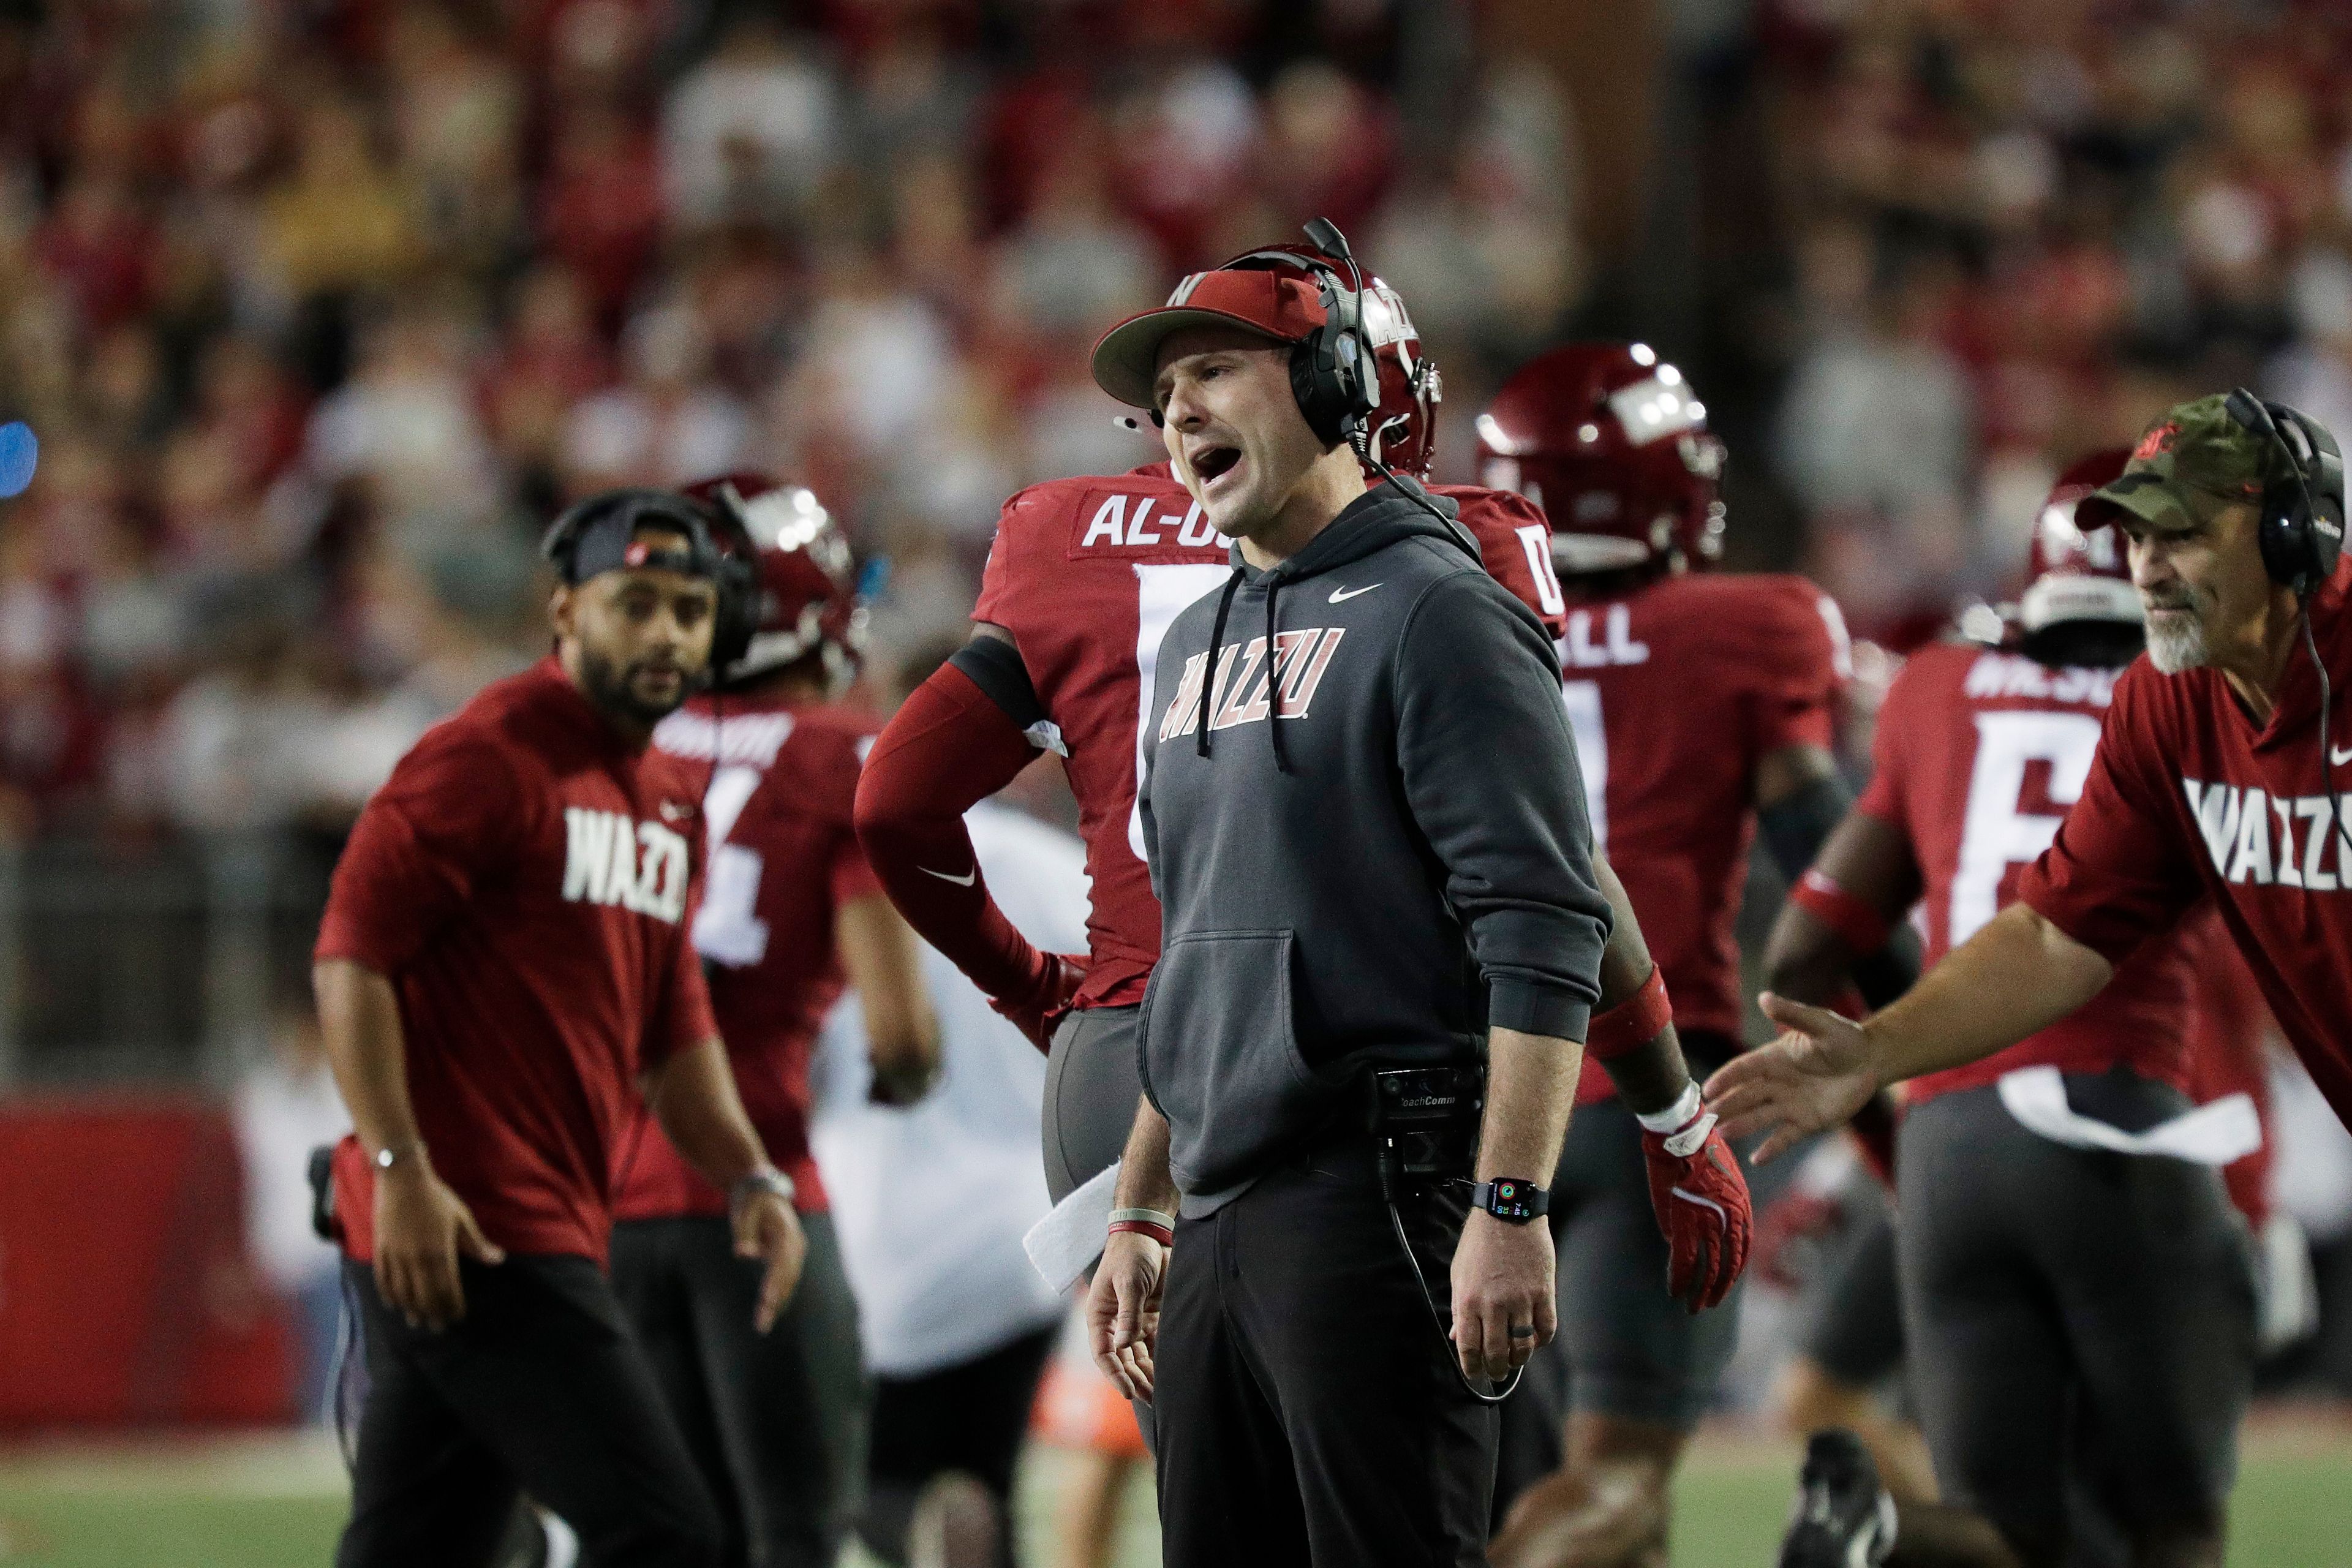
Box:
[1107,1219,1173,1247]
[1588,963,1672,1060]
[1790,867,1892,957]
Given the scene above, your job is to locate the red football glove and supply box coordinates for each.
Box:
[989,952,1087,1053]
[1640,1099,1753,1313]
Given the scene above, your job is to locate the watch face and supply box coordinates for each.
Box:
[1485,1180,1538,1221]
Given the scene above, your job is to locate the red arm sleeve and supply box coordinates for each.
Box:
[854,662,1065,1011]
[314,727,525,972]
[2015,672,2203,963]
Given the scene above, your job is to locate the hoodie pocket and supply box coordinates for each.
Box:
[1138,928,1327,1194]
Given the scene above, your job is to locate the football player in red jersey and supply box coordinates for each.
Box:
[608,476,939,1568]
[316,490,804,1568]
[854,236,1591,1213]
[1755,451,2255,1568]
[1476,343,1903,1568]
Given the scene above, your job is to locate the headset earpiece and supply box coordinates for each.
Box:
[1290,218,1380,451]
[2230,388,2346,594]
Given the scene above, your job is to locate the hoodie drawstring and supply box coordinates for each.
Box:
[1264,573,1289,773]
[1197,567,1245,758]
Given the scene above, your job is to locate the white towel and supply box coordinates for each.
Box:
[1995,1066,2261,1166]
[1022,1159,1121,1295]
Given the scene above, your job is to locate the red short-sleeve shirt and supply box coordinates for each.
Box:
[2015,571,2352,1128]
[319,660,716,1264]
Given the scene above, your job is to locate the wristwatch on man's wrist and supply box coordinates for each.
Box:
[1469,1178,1550,1224]
[729,1166,796,1221]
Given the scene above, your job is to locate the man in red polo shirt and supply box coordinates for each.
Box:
[1713,404,2352,1564]
[1711,391,2352,1145]
[316,489,804,1568]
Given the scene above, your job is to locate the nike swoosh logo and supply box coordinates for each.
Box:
[1329,583,1382,603]
[659,802,690,822]
[2334,744,2352,766]
[921,866,977,887]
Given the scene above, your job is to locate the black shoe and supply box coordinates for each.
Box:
[1778,1429,1897,1567]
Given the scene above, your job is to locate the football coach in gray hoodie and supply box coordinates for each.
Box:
[1079,228,1672,1567]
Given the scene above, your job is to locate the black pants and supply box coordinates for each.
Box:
[610,1213,869,1568]
[1898,1075,2255,1565]
[858,1322,1060,1564]
[337,1254,721,1568]
[1155,1139,1498,1568]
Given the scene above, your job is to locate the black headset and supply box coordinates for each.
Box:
[1286,218,1382,451]
[2226,390,2350,807]
[540,488,760,679]
[2225,388,2346,595]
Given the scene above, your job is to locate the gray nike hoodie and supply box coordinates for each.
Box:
[1137,480,1611,1213]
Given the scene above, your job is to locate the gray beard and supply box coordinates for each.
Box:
[2144,612,2210,674]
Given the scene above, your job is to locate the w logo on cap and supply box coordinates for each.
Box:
[2133,421,2182,462]
[1166,273,1211,308]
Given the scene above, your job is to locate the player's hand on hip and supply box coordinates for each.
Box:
[1703,993,1880,1165]
[374,1161,504,1333]
[736,1191,807,1333]
[1087,1230,1166,1404]
[1450,1209,1556,1384]
[991,953,1087,1054]
[1638,1104,1752,1313]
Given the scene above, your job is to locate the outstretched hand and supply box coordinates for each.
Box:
[1703,993,1881,1166]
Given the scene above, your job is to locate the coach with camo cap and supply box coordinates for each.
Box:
[1080,230,1621,1566]
[1713,389,2352,1167]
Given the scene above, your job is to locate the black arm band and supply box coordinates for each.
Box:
[1757,775,1853,885]
[1850,925,1922,1011]
[949,636,1047,733]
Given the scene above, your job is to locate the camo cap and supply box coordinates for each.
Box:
[2078,394,2276,535]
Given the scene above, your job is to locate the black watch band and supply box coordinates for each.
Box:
[1469,1178,1550,1224]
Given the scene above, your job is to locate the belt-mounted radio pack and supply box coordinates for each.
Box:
[1362,1062,1523,1404]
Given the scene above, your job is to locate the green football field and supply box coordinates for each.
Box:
[0,1421,2344,1567]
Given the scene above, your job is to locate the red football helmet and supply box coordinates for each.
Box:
[684,473,865,693]
[1476,342,1725,575]
[1208,241,1442,478]
[2017,447,2136,636]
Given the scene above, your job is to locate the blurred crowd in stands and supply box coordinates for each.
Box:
[4,0,2352,842]
[1749,0,2352,644]
[0,0,1577,839]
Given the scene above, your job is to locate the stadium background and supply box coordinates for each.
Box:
[0,0,2350,1562]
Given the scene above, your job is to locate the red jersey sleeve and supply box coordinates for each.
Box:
[1741,579,1850,756]
[1853,649,1926,826]
[1448,486,1567,636]
[2015,668,2203,963]
[973,488,1037,627]
[315,725,527,972]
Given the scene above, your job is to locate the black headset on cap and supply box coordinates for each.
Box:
[2225,388,2350,805]
[540,487,760,680]
[1280,219,1480,558]
[2226,388,2346,595]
